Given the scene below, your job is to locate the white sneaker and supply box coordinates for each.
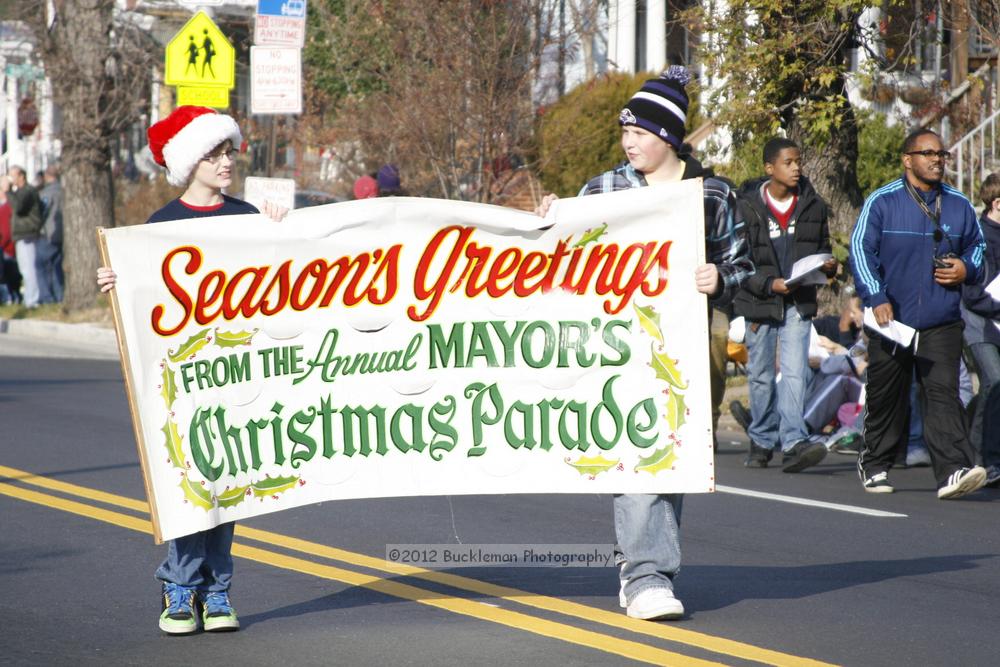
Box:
[937,466,987,500]
[905,448,931,467]
[625,587,684,620]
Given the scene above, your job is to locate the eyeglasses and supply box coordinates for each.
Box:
[905,150,952,161]
[201,148,236,164]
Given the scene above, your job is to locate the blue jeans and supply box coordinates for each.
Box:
[155,523,235,592]
[746,304,812,451]
[35,238,63,304]
[970,342,1000,468]
[14,238,39,308]
[614,493,683,601]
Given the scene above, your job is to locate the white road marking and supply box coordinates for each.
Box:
[716,485,908,518]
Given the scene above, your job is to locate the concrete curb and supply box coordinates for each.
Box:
[0,318,118,352]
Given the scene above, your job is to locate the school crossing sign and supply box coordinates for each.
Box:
[165,11,236,91]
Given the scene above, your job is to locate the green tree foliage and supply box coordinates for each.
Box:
[536,72,646,196]
[536,71,704,196]
[304,0,393,110]
[721,112,904,196]
[856,112,906,197]
[687,0,874,239]
[718,135,768,190]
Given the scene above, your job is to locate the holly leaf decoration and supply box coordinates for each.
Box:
[214,328,258,348]
[571,222,608,248]
[216,485,252,509]
[664,390,688,433]
[565,454,620,477]
[167,328,212,363]
[160,362,177,409]
[651,343,688,389]
[162,419,186,470]
[634,445,677,475]
[180,475,214,510]
[251,475,300,498]
[633,303,664,346]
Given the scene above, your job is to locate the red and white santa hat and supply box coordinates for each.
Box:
[147,106,243,186]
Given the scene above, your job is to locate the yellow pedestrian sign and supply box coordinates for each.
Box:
[165,11,235,89]
[176,86,230,109]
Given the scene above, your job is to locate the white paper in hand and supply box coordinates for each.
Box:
[863,307,916,347]
[985,274,1000,301]
[982,275,1000,334]
[785,253,834,287]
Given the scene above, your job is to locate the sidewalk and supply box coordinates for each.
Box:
[0,317,118,359]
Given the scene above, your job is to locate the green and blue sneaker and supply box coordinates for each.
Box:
[159,582,198,635]
[200,590,240,632]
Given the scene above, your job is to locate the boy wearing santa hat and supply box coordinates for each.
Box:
[97,106,286,635]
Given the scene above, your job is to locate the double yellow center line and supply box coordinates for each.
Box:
[0,464,835,667]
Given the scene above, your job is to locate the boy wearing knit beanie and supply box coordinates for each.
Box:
[96,106,287,635]
[536,66,753,621]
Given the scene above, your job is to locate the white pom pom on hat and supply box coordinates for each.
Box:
[147,106,242,186]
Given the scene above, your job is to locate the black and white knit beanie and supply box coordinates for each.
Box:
[619,65,691,150]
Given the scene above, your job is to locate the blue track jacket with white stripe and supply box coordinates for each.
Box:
[850,176,985,330]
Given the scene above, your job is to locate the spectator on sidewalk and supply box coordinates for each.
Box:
[353,174,379,199]
[850,128,987,498]
[729,332,866,450]
[376,164,405,197]
[1,166,44,309]
[0,195,22,304]
[534,66,753,622]
[37,166,64,304]
[813,292,863,349]
[961,172,1000,487]
[97,106,287,636]
[734,137,837,472]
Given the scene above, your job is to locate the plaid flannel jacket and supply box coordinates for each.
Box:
[578,161,753,307]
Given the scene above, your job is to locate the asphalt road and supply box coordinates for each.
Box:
[1,335,997,667]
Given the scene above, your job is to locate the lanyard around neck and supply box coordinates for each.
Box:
[904,178,941,225]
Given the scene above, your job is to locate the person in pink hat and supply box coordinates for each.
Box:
[352,174,379,199]
[97,106,286,635]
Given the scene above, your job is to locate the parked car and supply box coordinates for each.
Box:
[233,189,341,211]
[294,190,341,209]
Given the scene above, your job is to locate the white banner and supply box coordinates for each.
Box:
[99,183,712,542]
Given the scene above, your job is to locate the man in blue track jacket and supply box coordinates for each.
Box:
[850,128,987,499]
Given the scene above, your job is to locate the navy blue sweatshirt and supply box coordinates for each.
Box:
[962,212,1000,346]
[146,194,259,224]
[850,177,985,330]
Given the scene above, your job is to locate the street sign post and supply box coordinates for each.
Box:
[164,11,236,91]
[255,0,307,47]
[250,46,302,114]
[256,0,306,18]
